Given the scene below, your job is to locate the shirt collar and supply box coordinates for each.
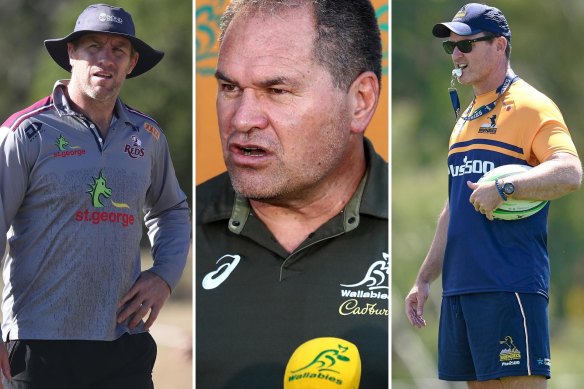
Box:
[50,80,137,129]
[228,137,388,234]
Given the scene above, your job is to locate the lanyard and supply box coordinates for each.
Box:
[449,70,519,121]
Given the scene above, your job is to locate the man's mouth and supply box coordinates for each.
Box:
[452,64,468,78]
[240,147,266,157]
[93,71,113,79]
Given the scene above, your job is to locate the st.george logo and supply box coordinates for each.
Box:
[75,171,135,227]
[87,171,113,207]
[54,135,85,158]
[202,254,241,290]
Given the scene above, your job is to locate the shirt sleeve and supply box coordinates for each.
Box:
[527,97,579,165]
[531,122,579,164]
[143,130,191,290]
[0,123,32,261]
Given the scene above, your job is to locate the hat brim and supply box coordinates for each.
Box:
[432,22,483,38]
[44,30,164,79]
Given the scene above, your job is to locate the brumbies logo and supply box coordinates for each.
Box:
[478,114,497,134]
[54,135,85,158]
[338,252,389,317]
[454,6,468,20]
[74,170,135,227]
[124,135,145,159]
[499,336,522,366]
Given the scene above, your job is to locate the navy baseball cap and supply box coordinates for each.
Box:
[432,3,511,41]
[44,4,164,78]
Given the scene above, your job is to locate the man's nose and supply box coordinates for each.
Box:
[231,89,269,133]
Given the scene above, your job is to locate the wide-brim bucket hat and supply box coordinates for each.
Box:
[44,4,164,78]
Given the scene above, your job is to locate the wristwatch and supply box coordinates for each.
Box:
[502,181,515,197]
[495,179,511,201]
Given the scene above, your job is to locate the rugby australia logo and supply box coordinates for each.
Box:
[338,252,389,317]
[340,252,389,295]
[286,344,351,386]
[202,254,241,290]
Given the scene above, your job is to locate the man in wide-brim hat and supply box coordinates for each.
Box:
[44,3,164,79]
[42,3,165,134]
[0,4,191,388]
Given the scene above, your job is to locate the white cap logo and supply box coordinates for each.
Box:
[98,12,123,24]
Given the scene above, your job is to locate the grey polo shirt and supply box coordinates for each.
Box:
[0,80,190,342]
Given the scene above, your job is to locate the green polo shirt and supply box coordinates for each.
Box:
[196,138,388,388]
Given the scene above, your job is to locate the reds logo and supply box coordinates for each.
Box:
[124,135,145,159]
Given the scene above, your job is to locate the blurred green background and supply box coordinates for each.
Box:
[392,1,584,388]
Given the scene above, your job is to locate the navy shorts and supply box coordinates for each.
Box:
[438,292,550,382]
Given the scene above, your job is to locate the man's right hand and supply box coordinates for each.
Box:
[405,283,430,328]
[0,341,12,388]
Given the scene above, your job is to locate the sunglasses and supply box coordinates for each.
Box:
[442,35,496,54]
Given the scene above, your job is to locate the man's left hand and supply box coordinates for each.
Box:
[117,271,171,329]
[467,180,504,221]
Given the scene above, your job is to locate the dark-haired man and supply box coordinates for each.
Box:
[196,0,388,387]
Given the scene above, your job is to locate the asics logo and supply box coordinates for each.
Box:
[202,254,241,290]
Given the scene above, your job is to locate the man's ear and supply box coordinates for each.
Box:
[67,42,76,67]
[497,36,507,52]
[348,71,380,135]
[128,51,140,75]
